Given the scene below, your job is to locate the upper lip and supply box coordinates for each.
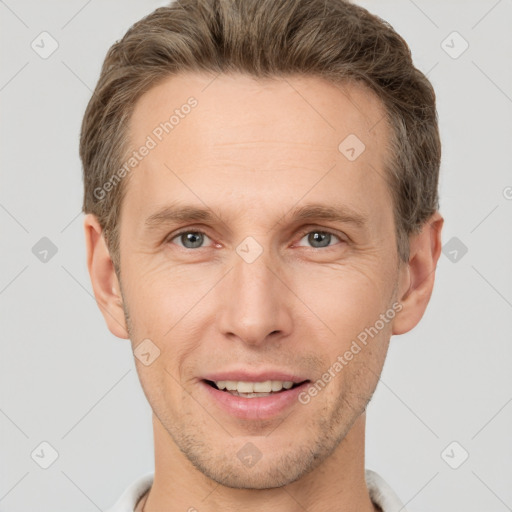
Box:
[202,370,309,383]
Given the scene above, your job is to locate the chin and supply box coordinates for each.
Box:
[197,460,306,490]
[183,440,328,490]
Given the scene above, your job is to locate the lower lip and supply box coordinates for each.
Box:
[200,380,309,420]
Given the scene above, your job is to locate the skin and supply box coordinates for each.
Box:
[84,72,443,512]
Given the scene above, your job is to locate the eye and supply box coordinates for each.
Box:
[167,228,344,250]
[170,230,213,249]
[296,230,344,249]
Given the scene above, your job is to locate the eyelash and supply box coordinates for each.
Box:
[166,227,346,250]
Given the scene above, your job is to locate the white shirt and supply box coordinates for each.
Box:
[106,469,408,511]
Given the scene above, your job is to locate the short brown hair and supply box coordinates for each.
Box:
[80,0,440,272]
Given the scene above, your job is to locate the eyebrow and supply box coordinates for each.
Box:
[284,204,368,228]
[143,202,368,232]
[145,204,216,228]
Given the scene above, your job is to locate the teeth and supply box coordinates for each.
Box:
[214,380,295,393]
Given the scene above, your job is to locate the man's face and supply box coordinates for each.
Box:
[117,73,404,488]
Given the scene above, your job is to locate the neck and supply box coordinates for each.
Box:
[143,412,378,512]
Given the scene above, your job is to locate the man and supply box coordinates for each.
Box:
[81,0,443,510]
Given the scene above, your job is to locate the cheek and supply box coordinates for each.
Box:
[292,262,393,339]
[123,263,210,376]
[135,359,188,423]
[122,258,202,333]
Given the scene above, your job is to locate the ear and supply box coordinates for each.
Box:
[84,213,129,339]
[392,211,444,335]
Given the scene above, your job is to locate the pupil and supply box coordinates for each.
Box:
[308,231,330,248]
[182,232,203,248]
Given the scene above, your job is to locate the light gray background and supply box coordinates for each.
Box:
[1,1,511,511]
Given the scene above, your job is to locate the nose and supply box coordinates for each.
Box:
[217,247,293,347]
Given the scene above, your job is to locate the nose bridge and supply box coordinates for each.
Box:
[217,239,292,345]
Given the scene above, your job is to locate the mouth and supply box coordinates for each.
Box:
[203,379,309,398]
[200,378,311,420]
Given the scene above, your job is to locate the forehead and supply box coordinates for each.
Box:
[128,71,389,152]
[123,72,392,223]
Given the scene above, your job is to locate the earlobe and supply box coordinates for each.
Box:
[392,212,444,335]
[84,214,129,339]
